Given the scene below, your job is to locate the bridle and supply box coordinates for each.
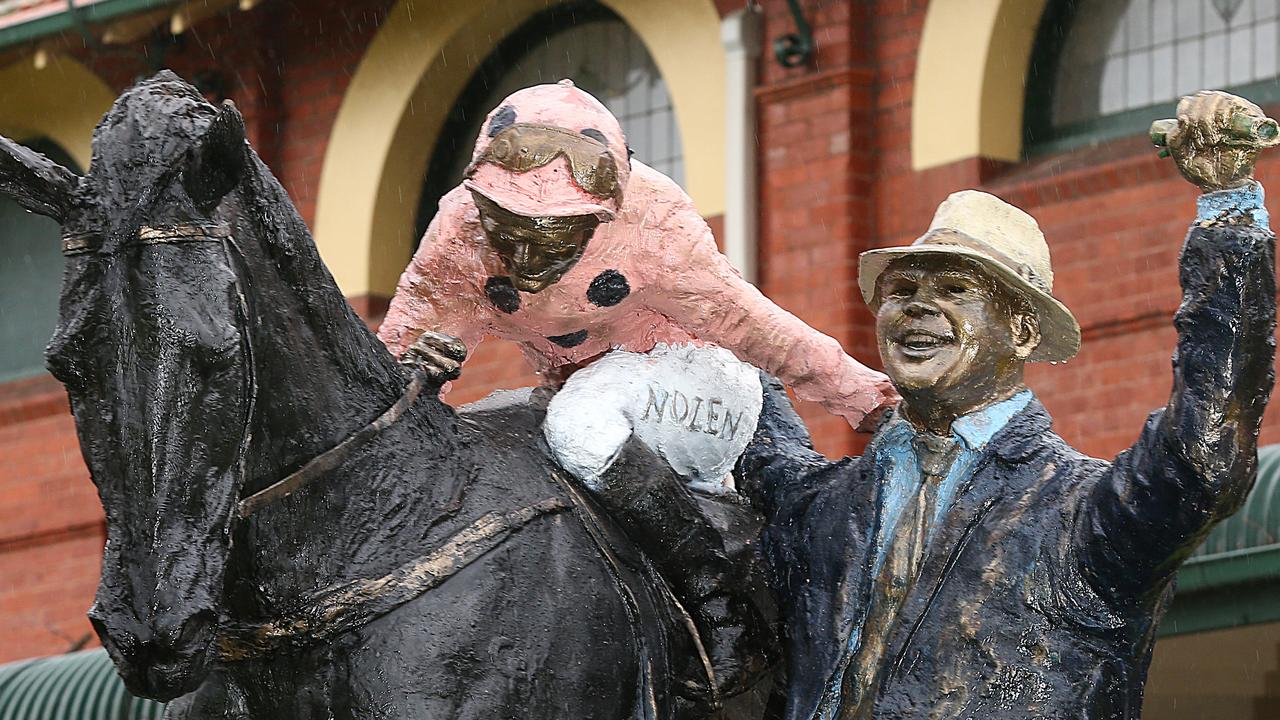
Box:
[62,220,716,705]
[236,372,426,518]
[65,218,573,661]
[62,219,427,517]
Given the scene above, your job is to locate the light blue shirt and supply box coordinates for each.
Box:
[818,390,1033,719]
[1196,180,1267,226]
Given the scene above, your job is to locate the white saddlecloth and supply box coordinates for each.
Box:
[543,343,763,494]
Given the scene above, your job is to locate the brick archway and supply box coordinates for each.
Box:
[0,53,114,171]
[312,0,728,300]
[911,0,1049,170]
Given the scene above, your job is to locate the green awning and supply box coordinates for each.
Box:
[1179,442,1280,588]
[0,648,165,720]
[1160,443,1280,637]
[0,0,178,51]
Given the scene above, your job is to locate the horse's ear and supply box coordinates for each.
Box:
[0,134,76,222]
[183,100,247,211]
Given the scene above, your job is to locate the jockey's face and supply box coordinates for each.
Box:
[473,192,599,293]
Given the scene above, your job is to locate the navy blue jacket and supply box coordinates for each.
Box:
[738,220,1275,719]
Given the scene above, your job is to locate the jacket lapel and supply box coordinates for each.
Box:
[880,399,1054,681]
[832,444,891,652]
[791,433,890,720]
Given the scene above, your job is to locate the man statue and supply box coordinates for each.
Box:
[736,90,1276,719]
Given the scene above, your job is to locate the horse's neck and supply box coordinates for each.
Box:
[230,160,413,493]
[220,159,472,616]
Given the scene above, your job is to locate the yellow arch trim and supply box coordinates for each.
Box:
[314,0,727,297]
[0,54,114,171]
[911,0,1049,170]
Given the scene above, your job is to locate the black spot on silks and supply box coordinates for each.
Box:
[485,276,521,314]
[586,269,630,307]
[547,330,588,348]
[581,128,607,144]
[488,106,517,137]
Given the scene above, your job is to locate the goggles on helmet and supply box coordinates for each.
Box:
[467,123,622,201]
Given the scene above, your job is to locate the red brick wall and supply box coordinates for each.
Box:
[865,0,1280,459]
[0,377,102,661]
[79,0,396,226]
[4,0,1280,665]
[756,0,880,457]
[0,0,397,664]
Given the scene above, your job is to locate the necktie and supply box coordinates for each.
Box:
[836,432,958,720]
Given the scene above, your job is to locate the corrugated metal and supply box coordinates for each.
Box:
[0,649,166,719]
[1193,443,1280,559]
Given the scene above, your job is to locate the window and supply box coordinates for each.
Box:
[0,139,77,382]
[417,2,683,238]
[1026,0,1280,154]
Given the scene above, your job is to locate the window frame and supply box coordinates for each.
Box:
[415,0,682,241]
[1024,0,1280,158]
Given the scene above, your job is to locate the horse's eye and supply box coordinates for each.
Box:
[177,326,242,372]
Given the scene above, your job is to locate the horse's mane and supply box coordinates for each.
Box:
[89,71,215,202]
[101,70,402,395]
[233,149,404,394]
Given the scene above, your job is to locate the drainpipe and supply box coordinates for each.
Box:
[719,6,762,284]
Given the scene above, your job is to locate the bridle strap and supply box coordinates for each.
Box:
[237,373,427,518]
[217,497,572,661]
[61,222,231,256]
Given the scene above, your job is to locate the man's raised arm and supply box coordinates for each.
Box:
[1077,91,1278,603]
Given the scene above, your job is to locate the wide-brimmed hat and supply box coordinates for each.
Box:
[464,80,628,222]
[858,190,1080,363]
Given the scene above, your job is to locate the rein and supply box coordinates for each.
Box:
[236,372,427,518]
[218,497,572,660]
[71,221,569,661]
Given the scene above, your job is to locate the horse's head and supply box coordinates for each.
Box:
[0,71,250,700]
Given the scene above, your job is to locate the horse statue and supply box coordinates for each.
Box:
[0,71,772,719]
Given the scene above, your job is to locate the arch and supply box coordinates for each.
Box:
[0,53,114,171]
[313,0,727,297]
[911,0,1049,171]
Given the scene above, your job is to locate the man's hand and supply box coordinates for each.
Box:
[398,331,468,384]
[1162,90,1278,192]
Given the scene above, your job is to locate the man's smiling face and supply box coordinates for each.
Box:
[874,253,1038,422]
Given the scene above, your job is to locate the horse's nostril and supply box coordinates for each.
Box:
[174,611,214,647]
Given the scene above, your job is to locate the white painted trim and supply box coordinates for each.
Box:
[719,7,761,283]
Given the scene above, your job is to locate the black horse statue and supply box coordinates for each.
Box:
[0,72,772,719]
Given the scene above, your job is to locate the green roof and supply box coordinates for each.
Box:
[1160,443,1280,637]
[0,649,164,720]
[0,0,177,51]
[1192,443,1280,558]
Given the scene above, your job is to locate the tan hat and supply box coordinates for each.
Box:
[858,190,1080,363]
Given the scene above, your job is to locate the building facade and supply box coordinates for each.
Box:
[0,0,1277,716]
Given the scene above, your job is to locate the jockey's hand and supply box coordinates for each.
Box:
[1166,90,1277,192]
[399,331,468,384]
